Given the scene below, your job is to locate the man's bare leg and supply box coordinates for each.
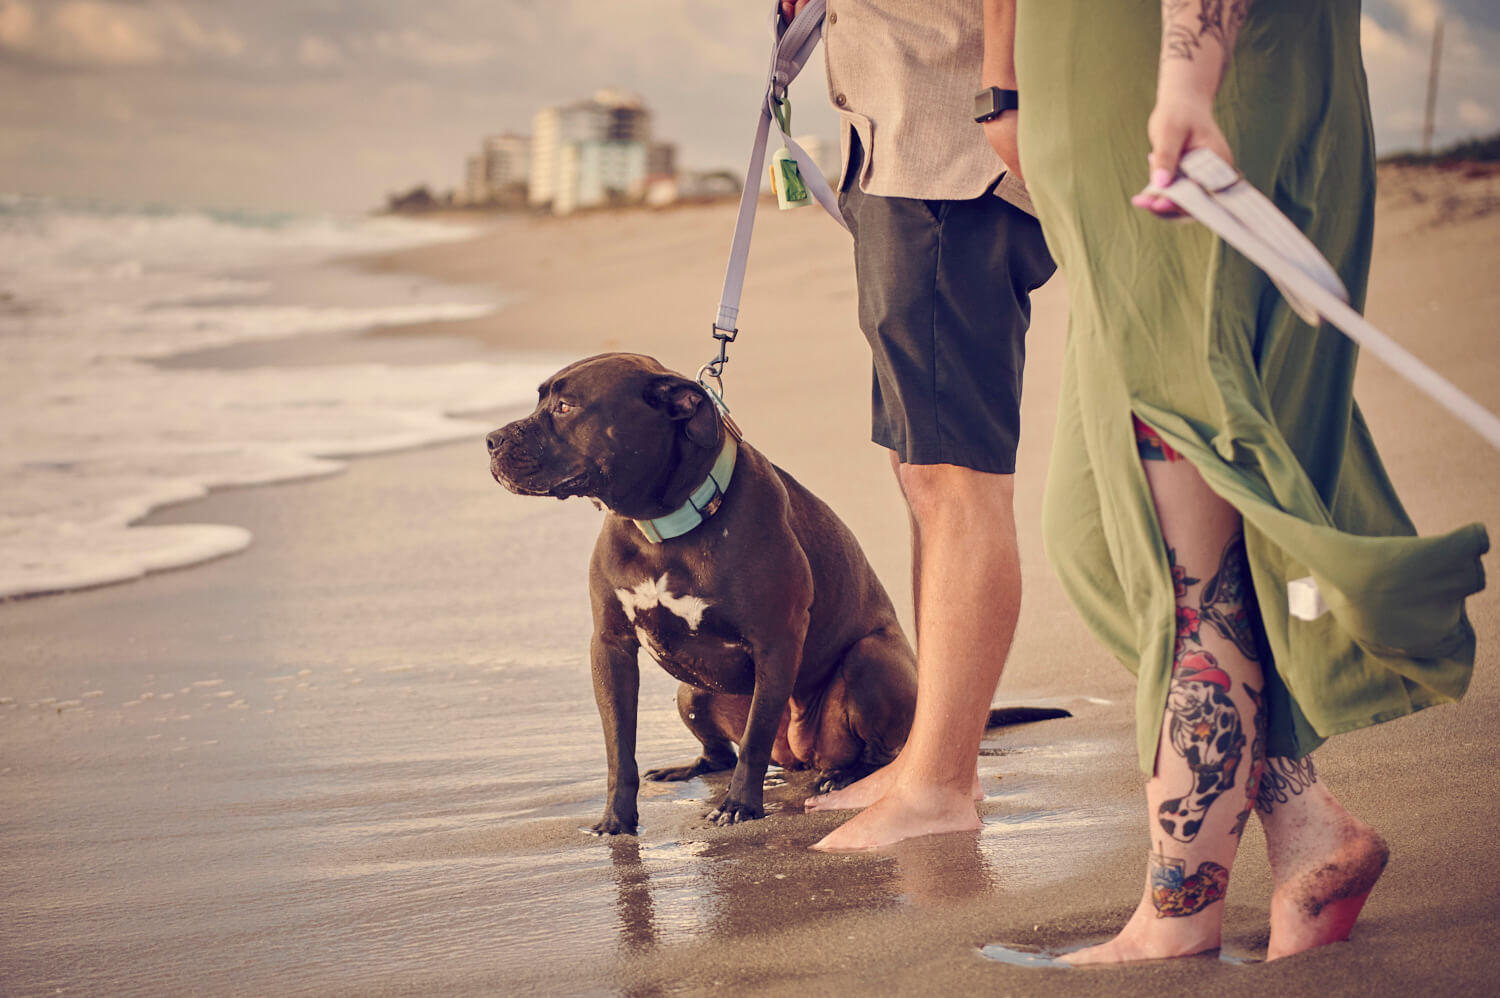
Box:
[1257,759,1388,960]
[806,453,985,813]
[810,462,1019,851]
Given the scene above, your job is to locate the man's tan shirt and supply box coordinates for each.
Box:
[821,0,1033,215]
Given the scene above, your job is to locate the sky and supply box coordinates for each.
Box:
[0,0,1496,215]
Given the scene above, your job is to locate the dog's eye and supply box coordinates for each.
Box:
[553,399,576,415]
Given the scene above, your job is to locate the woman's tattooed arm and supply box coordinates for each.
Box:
[1161,0,1251,65]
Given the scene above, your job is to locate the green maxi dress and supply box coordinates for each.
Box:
[1016,0,1488,770]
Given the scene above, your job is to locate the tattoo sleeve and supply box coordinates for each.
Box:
[1229,683,1266,838]
[1150,845,1229,918]
[1199,532,1260,661]
[1160,0,1250,68]
[1255,756,1318,815]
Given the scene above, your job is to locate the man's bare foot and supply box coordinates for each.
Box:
[1266,822,1388,960]
[804,759,898,812]
[804,759,982,812]
[1060,904,1221,965]
[809,782,980,851]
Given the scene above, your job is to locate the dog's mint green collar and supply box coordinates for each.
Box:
[634,435,738,544]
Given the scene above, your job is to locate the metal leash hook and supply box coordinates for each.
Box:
[701,321,737,385]
[696,351,744,442]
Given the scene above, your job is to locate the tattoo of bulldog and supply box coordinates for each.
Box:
[1158,652,1246,842]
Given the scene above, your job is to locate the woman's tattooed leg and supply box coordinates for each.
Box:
[1063,419,1267,963]
[1149,847,1229,918]
[1256,756,1318,814]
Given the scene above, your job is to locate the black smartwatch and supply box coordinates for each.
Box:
[973,87,1019,123]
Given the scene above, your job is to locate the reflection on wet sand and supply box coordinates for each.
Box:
[586,710,1142,995]
[607,838,658,954]
[602,731,1127,953]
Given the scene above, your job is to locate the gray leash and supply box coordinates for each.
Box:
[700,0,848,396]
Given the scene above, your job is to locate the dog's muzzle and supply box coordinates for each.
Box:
[486,425,593,499]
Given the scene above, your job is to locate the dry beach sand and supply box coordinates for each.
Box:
[4,165,1500,996]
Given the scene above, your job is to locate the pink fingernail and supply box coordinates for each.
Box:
[1151,168,1172,188]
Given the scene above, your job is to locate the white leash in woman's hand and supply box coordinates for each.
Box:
[1147,148,1500,453]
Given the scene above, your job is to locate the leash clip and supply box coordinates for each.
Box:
[702,323,737,383]
[696,368,744,442]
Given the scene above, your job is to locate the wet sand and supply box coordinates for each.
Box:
[4,168,1500,995]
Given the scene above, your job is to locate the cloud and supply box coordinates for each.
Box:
[1362,5,1500,152]
[360,29,495,68]
[559,0,764,77]
[0,1,35,48]
[296,35,341,69]
[1390,0,1445,32]
[1361,13,1412,62]
[0,0,242,68]
[1457,98,1496,130]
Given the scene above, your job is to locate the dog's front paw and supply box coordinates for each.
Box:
[706,795,764,826]
[589,810,641,836]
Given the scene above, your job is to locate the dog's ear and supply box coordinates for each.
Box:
[645,376,720,449]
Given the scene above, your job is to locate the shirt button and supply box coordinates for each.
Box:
[834,93,847,107]
[828,12,837,24]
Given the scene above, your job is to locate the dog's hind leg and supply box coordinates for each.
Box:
[643,685,743,781]
[809,628,918,794]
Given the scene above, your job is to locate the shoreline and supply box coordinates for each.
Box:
[3,167,1499,995]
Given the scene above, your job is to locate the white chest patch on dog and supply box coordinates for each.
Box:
[615,574,710,631]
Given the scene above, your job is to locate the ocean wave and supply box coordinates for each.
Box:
[0,197,550,599]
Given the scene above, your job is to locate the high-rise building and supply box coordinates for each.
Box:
[463,154,488,205]
[483,132,531,190]
[791,135,840,186]
[530,89,652,213]
[647,141,677,179]
[556,141,650,214]
[462,132,531,206]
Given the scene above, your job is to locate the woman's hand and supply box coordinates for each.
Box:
[1132,91,1232,216]
[1134,0,1248,217]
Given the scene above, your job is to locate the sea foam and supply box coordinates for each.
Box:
[0,196,555,598]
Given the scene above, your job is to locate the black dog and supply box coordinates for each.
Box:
[487,353,918,833]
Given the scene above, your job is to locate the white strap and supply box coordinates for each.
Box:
[1152,149,1500,453]
[714,0,847,337]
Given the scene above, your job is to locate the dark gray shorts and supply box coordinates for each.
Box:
[839,141,1055,474]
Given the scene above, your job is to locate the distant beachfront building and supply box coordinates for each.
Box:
[530,89,653,214]
[644,170,741,208]
[484,133,531,189]
[463,131,531,206]
[792,134,840,186]
[556,141,650,214]
[648,141,677,178]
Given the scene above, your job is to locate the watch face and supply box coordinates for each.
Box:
[973,88,1017,122]
[974,89,999,122]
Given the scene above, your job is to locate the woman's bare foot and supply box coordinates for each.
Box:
[804,758,983,813]
[1059,885,1223,965]
[1265,819,1388,960]
[1256,766,1389,961]
[809,781,980,851]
